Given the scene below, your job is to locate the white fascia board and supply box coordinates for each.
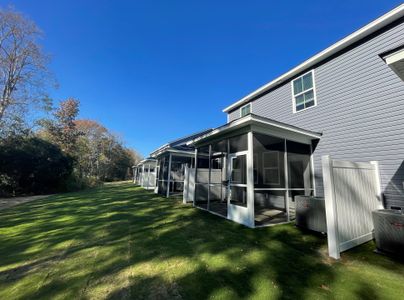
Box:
[223,4,404,113]
[187,115,253,145]
[187,114,322,146]
[151,147,195,158]
[137,158,157,166]
[253,115,322,139]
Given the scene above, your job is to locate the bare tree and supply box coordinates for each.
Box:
[0,7,52,130]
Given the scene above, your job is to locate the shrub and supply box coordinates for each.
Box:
[0,136,74,196]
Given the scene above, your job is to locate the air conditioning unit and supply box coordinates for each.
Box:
[295,196,327,233]
[372,209,404,256]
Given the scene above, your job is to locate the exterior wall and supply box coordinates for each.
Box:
[227,19,404,207]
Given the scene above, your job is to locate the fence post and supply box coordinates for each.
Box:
[370,161,384,209]
[166,153,172,198]
[322,155,340,259]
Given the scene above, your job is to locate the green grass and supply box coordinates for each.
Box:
[0,182,403,300]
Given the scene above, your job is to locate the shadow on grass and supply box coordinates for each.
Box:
[0,183,403,299]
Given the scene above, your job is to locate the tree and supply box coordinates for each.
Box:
[74,119,142,181]
[74,119,110,178]
[0,7,52,132]
[0,136,73,196]
[41,98,80,154]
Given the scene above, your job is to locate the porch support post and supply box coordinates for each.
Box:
[193,148,197,206]
[142,164,145,187]
[284,139,290,222]
[310,142,316,197]
[147,163,150,190]
[247,131,255,228]
[155,159,159,194]
[207,145,212,211]
[166,153,172,198]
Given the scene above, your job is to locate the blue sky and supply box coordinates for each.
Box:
[7,0,402,156]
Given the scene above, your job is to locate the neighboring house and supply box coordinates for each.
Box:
[149,129,213,197]
[183,5,404,227]
[133,158,157,190]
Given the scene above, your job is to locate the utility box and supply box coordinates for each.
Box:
[372,209,404,256]
[295,196,327,233]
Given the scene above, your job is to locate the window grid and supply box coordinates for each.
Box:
[292,70,316,112]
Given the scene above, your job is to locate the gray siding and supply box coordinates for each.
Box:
[228,20,404,208]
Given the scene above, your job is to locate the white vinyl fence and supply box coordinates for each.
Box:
[183,166,195,204]
[322,155,383,259]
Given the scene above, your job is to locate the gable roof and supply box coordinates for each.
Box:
[223,4,404,113]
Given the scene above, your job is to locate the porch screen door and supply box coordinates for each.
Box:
[227,152,250,225]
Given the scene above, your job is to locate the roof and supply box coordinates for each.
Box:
[136,158,157,167]
[223,4,404,113]
[187,114,322,146]
[150,128,214,157]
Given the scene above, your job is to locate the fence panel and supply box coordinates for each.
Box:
[183,167,195,204]
[322,155,383,259]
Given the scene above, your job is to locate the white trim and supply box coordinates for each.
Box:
[247,131,255,227]
[151,148,196,158]
[310,142,317,197]
[223,4,404,113]
[166,153,172,198]
[322,155,340,259]
[254,188,315,191]
[239,103,252,118]
[291,70,317,113]
[230,183,248,187]
[284,139,290,222]
[187,114,322,146]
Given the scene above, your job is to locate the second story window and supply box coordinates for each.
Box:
[292,70,316,112]
[240,103,251,117]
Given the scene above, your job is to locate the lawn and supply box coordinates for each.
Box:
[0,182,403,300]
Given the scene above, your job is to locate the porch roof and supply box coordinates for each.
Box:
[150,128,214,158]
[187,114,322,146]
[136,158,157,167]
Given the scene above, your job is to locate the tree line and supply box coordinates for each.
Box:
[0,8,141,196]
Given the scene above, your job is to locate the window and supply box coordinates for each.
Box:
[240,103,251,117]
[383,48,404,82]
[292,70,316,112]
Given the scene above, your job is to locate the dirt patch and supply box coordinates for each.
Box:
[0,195,53,211]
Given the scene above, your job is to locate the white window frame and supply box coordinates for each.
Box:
[240,103,251,117]
[291,70,317,113]
[262,151,280,185]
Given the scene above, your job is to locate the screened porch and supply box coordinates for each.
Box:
[156,151,195,197]
[189,114,322,228]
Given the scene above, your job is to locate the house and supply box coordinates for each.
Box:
[149,129,213,197]
[183,4,404,227]
[133,158,157,190]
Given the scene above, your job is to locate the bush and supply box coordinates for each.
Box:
[62,174,102,192]
[0,136,74,196]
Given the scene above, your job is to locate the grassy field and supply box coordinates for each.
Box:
[0,182,403,300]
